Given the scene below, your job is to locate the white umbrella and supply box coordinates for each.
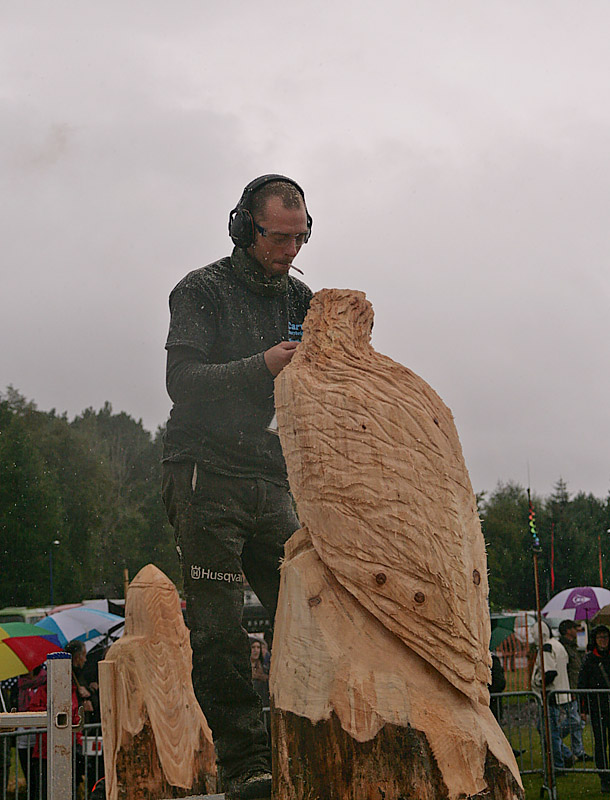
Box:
[36,607,124,651]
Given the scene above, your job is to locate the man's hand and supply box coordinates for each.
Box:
[264,341,299,377]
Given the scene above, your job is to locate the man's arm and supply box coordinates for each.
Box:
[166,345,274,405]
[166,279,301,403]
[166,280,277,404]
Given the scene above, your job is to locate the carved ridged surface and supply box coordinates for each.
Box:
[275,289,491,704]
[101,564,216,799]
[271,530,521,799]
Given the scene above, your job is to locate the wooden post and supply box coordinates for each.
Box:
[272,289,523,800]
[47,651,73,800]
[99,564,217,800]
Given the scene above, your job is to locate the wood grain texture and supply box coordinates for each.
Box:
[272,289,522,799]
[100,564,216,800]
[276,289,490,703]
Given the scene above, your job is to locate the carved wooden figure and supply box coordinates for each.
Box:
[272,289,523,800]
[99,564,217,800]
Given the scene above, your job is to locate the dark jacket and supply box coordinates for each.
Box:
[489,653,506,695]
[560,634,583,689]
[577,626,610,716]
[488,654,506,721]
[163,248,312,483]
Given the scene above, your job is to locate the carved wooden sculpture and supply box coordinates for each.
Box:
[99,564,217,800]
[272,289,523,800]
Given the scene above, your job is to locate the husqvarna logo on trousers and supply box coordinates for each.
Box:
[190,565,244,583]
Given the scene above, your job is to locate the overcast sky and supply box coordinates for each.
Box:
[2,1,609,498]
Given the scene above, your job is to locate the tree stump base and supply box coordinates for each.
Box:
[273,708,522,800]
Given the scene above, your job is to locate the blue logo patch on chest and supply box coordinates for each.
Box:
[288,321,304,341]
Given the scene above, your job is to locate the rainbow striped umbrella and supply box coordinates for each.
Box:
[0,622,62,680]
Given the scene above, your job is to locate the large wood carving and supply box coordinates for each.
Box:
[99,564,217,800]
[273,289,523,800]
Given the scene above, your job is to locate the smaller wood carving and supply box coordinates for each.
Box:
[99,564,216,800]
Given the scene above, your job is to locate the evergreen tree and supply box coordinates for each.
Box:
[480,482,544,610]
[0,399,64,606]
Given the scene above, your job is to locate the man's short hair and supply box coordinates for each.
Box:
[249,180,305,219]
[559,619,579,635]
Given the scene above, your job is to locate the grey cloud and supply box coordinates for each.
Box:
[1,0,609,499]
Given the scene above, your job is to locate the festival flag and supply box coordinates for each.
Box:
[528,488,540,550]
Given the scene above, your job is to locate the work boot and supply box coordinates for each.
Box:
[225,770,272,799]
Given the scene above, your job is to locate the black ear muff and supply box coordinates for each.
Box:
[228,174,312,248]
[228,207,256,249]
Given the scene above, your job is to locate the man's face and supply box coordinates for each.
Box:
[249,195,308,277]
[74,649,87,669]
[564,625,579,642]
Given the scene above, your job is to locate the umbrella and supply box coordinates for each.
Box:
[542,586,610,622]
[490,615,519,650]
[490,611,539,650]
[592,603,610,627]
[36,607,124,650]
[0,622,63,681]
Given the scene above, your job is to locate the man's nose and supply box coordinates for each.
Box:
[285,238,299,257]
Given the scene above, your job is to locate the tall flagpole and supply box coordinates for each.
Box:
[550,522,555,593]
[529,486,556,799]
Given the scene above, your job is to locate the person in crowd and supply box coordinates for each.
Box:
[65,640,94,715]
[29,642,86,797]
[260,638,271,675]
[15,666,47,796]
[262,629,273,674]
[558,619,592,763]
[488,652,506,721]
[532,620,574,771]
[578,624,610,794]
[250,638,270,708]
[162,174,313,800]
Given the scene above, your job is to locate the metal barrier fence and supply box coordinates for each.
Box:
[491,691,546,776]
[4,692,609,799]
[0,704,271,799]
[0,722,104,800]
[493,688,610,799]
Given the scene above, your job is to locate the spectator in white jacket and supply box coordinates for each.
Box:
[533,620,574,770]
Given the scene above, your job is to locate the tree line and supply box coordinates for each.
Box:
[0,387,179,606]
[481,479,610,611]
[1,386,609,611]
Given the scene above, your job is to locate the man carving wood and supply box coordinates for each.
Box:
[161,175,313,800]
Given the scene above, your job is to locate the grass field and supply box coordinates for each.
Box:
[523,772,608,798]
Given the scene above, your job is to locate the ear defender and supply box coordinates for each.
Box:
[228,174,313,248]
[228,206,256,249]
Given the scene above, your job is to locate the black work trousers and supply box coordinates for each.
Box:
[591,711,610,783]
[161,461,299,780]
